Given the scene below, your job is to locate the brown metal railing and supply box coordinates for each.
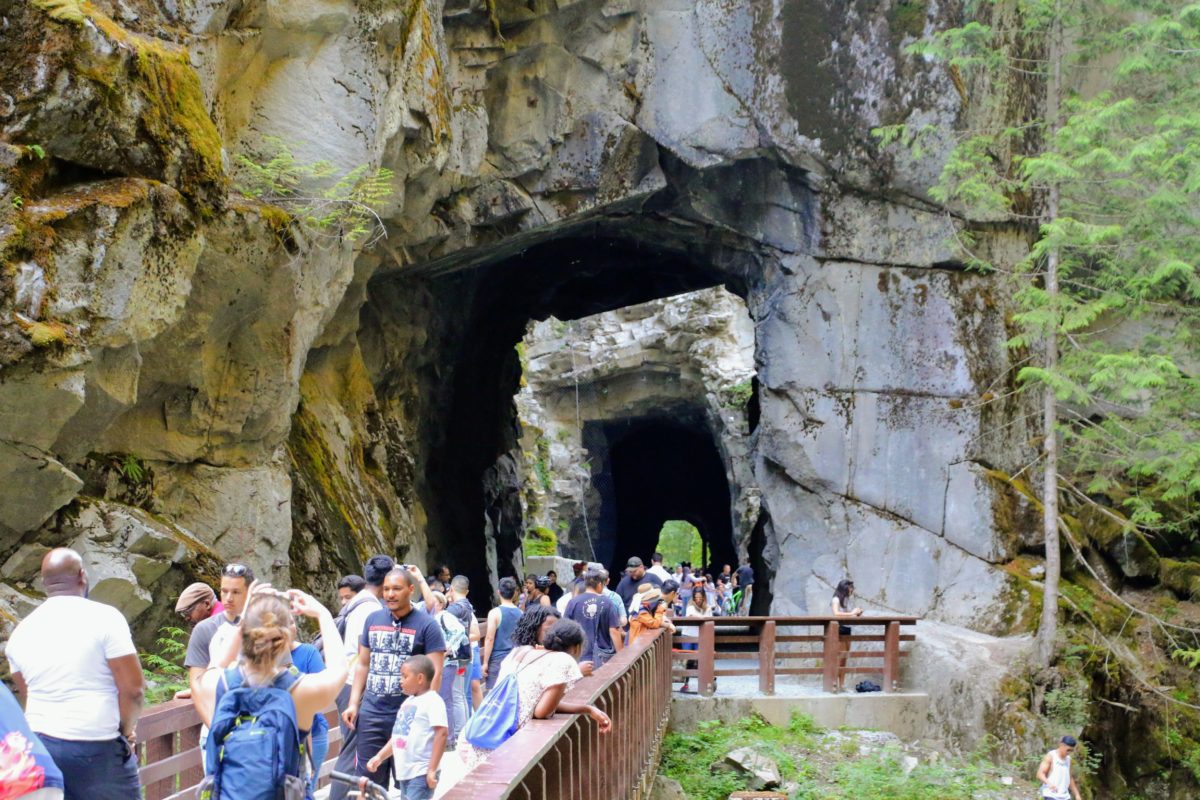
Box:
[671,615,917,696]
[442,628,673,800]
[135,702,343,799]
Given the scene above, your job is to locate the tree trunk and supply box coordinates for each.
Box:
[1036,1,1064,669]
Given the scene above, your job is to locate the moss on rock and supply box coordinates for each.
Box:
[1159,557,1200,599]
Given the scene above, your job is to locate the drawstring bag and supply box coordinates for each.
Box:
[462,650,547,750]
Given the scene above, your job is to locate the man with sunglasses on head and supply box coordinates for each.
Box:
[183,563,290,761]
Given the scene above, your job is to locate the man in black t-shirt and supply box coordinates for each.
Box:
[734,559,755,614]
[565,570,624,667]
[343,568,445,790]
[615,557,662,610]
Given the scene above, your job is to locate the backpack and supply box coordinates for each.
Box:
[439,612,471,663]
[314,593,381,654]
[198,667,308,800]
[855,680,882,693]
[461,650,547,750]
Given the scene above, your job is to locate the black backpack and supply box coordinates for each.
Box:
[314,594,381,654]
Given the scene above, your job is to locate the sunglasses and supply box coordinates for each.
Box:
[223,564,249,577]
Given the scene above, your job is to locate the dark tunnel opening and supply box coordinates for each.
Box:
[590,416,738,579]
[371,233,751,605]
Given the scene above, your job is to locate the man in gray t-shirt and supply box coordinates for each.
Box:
[184,564,255,688]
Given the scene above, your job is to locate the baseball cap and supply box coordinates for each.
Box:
[626,556,644,569]
[175,582,215,613]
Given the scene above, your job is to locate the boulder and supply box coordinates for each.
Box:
[1159,558,1200,599]
[649,775,687,800]
[716,746,782,790]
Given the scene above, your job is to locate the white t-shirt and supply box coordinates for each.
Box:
[391,690,448,780]
[1042,751,1072,800]
[343,589,383,685]
[646,565,672,583]
[6,595,136,740]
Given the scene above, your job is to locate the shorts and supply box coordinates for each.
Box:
[838,624,852,637]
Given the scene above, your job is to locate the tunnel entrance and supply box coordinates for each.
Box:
[588,416,737,577]
[360,231,764,606]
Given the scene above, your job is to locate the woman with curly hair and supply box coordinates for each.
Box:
[457,619,611,770]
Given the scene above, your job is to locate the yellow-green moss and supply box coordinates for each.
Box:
[400,0,453,143]
[26,178,152,223]
[523,526,557,558]
[35,2,225,197]
[1160,558,1200,598]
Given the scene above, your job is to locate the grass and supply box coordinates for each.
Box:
[659,713,1022,800]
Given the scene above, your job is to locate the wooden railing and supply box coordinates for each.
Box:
[135,702,344,799]
[671,615,917,696]
[442,628,673,800]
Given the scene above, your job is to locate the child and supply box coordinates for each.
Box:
[365,655,448,800]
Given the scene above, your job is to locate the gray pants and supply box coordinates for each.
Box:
[437,660,468,743]
[327,684,357,800]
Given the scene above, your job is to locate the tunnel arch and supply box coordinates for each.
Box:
[361,229,764,601]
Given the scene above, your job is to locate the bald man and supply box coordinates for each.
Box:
[7,548,145,800]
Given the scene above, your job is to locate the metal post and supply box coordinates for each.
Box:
[699,620,716,697]
[758,620,776,695]
[883,620,900,692]
[823,621,839,693]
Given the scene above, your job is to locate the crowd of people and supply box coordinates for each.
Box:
[0,550,1083,800]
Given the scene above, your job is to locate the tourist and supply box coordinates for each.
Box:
[831,579,863,693]
[545,570,564,605]
[185,564,265,698]
[364,655,447,800]
[518,574,537,611]
[192,587,347,794]
[627,581,652,616]
[0,681,64,799]
[1036,736,1082,800]
[735,558,755,614]
[678,563,694,593]
[524,575,552,609]
[457,619,611,770]
[661,579,682,618]
[175,582,222,625]
[512,604,561,650]
[615,557,661,610]
[720,564,733,584]
[428,565,452,594]
[598,569,628,629]
[646,552,672,583]
[337,575,366,608]
[679,585,714,692]
[6,549,145,800]
[428,591,468,746]
[289,619,331,794]
[717,578,734,615]
[343,568,446,791]
[628,587,675,642]
[328,555,391,800]
[444,575,483,709]
[565,570,623,669]
[556,577,583,614]
[482,577,522,691]
[572,560,588,580]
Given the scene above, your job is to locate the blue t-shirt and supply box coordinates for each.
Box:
[565,592,619,661]
[359,606,446,712]
[290,643,329,735]
[0,682,64,791]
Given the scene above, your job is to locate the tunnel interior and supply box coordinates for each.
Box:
[364,231,756,602]
[588,415,737,578]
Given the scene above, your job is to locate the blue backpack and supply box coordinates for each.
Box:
[462,650,547,750]
[199,666,309,800]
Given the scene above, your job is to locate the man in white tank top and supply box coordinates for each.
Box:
[1036,735,1081,800]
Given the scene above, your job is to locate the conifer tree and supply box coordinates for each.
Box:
[878,0,1200,666]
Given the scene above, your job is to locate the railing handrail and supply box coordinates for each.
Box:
[442,627,672,800]
[670,614,920,624]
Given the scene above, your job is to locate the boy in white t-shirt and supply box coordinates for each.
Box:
[365,655,447,800]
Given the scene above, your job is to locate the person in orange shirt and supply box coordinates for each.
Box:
[627,588,677,643]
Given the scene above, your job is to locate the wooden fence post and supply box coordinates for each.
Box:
[822,621,839,693]
[699,621,716,697]
[758,620,776,695]
[883,621,900,693]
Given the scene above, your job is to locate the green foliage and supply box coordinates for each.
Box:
[656,520,703,567]
[878,0,1200,537]
[233,137,394,244]
[523,526,557,558]
[532,436,552,492]
[1044,685,1090,729]
[140,626,189,705]
[722,379,754,409]
[116,453,145,483]
[661,714,1012,800]
[1175,648,1200,669]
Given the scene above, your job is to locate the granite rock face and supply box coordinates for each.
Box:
[0,0,1042,651]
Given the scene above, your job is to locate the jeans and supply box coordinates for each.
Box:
[39,735,140,800]
[355,697,401,790]
[400,774,433,800]
[308,724,329,795]
[437,661,468,742]
[485,650,510,692]
[327,685,358,800]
